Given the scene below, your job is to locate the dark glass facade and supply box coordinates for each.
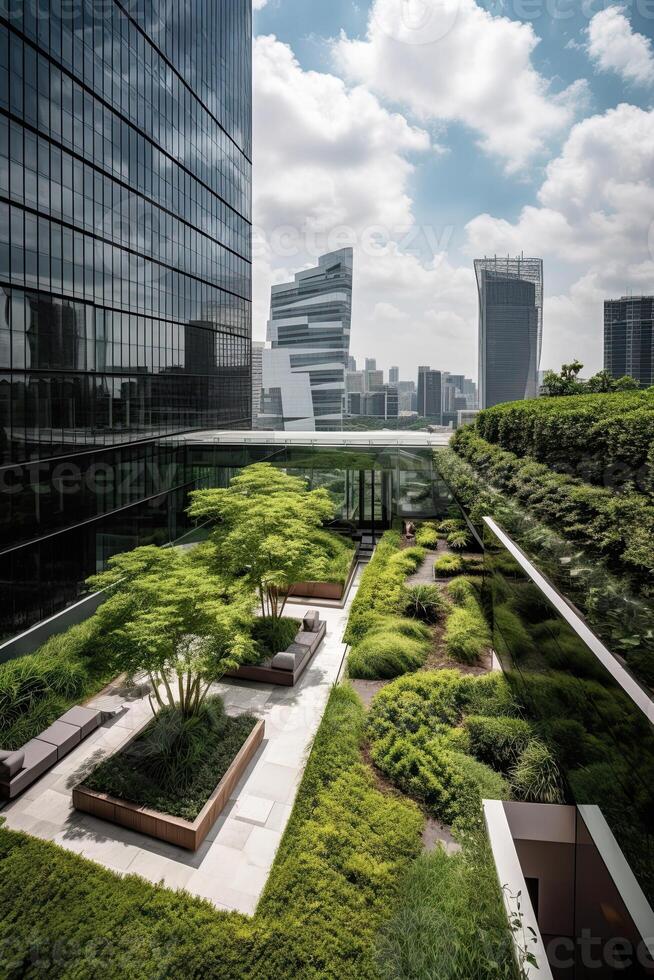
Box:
[475,256,542,409]
[604,296,654,389]
[0,2,252,638]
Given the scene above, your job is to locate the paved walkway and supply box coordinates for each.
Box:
[406,548,439,585]
[0,572,360,915]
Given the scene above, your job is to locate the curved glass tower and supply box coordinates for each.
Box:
[475,256,542,409]
[0,2,252,637]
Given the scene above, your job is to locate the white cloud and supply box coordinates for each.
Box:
[333,0,588,173]
[465,103,654,371]
[587,6,654,86]
[253,0,270,10]
[252,35,478,376]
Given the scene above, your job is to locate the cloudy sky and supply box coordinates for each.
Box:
[251,0,654,381]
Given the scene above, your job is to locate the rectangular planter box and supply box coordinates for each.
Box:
[73,718,265,850]
[287,555,358,602]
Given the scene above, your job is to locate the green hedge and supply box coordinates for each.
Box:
[434,553,464,577]
[348,631,430,679]
[451,426,654,595]
[0,620,112,751]
[344,532,425,645]
[0,685,423,979]
[475,390,654,494]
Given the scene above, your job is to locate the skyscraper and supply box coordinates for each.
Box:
[0,2,252,636]
[364,358,377,372]
[251,341,265,426]
[417,367,442,421]
[604,296,653,388]
[261,248,353,431]
[389,366,399,385]
[475,256,543,409]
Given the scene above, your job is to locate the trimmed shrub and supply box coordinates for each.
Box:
[510,740,564,804]
[415,524,439,548]
[444,578,491,664]
[402,584,449,624]
[348,632,429,679]
[438,518,466,535]
[464,715,534,772]
[434,553,464,577]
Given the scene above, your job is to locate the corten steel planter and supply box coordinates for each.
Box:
[287,555,358,601]
[73,718,265,850]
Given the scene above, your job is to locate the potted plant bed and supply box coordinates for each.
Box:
[73,698,264,850]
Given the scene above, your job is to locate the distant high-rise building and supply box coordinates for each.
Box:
[261,249,353,431]
[389,366,400,385]
[346,371,365,394]
[604,296,654,388]
[366,369,384,390]
[364,358,377,372]
[475,256,543,408]
[252,341,265,426]
[348,355,357,372]
[397,380,416,413]
[417,367,442,421]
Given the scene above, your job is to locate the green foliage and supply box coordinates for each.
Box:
[83,698,256,820]
[451,424,654,593]
[308,529,356,584]
[0,619,111,751]
[0,685,423,979]
[402,583,449,624]
[541,361,641,397]
[473,388,654,498]
[189,463,336,623]
[251,616,301,661]
[464,715,534,772]
[415,523,440,548]
[348,632,429,679]
[447,528,472,550]
[344,531,425,644]
[444,578,491,664]
[90,546,256,717]
[439,518,466,535]
[510,740,564,804]
[368,671,517,829]
[434,553,464,577]
[377,844,519,980]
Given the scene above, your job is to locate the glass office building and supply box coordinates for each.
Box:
[475,256,542,409]
[0,2,252,638]
[259,248,353,431]
[604,296,654,389]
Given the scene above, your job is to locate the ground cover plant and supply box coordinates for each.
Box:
[82,697,257,821]
[0,619,112,751]
[415,522,439,548]
[0,686,424,980]
[308,529,356,584]
[443,576,491,664]
[433,552,463,577]
[376,844,520,980]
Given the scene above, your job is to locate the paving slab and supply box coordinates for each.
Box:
[0,579,358,914]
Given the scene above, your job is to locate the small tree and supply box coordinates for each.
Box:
[188,463,335,630]
[88,546,255,717]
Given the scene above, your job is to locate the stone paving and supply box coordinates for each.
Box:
[0,573,360,915]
